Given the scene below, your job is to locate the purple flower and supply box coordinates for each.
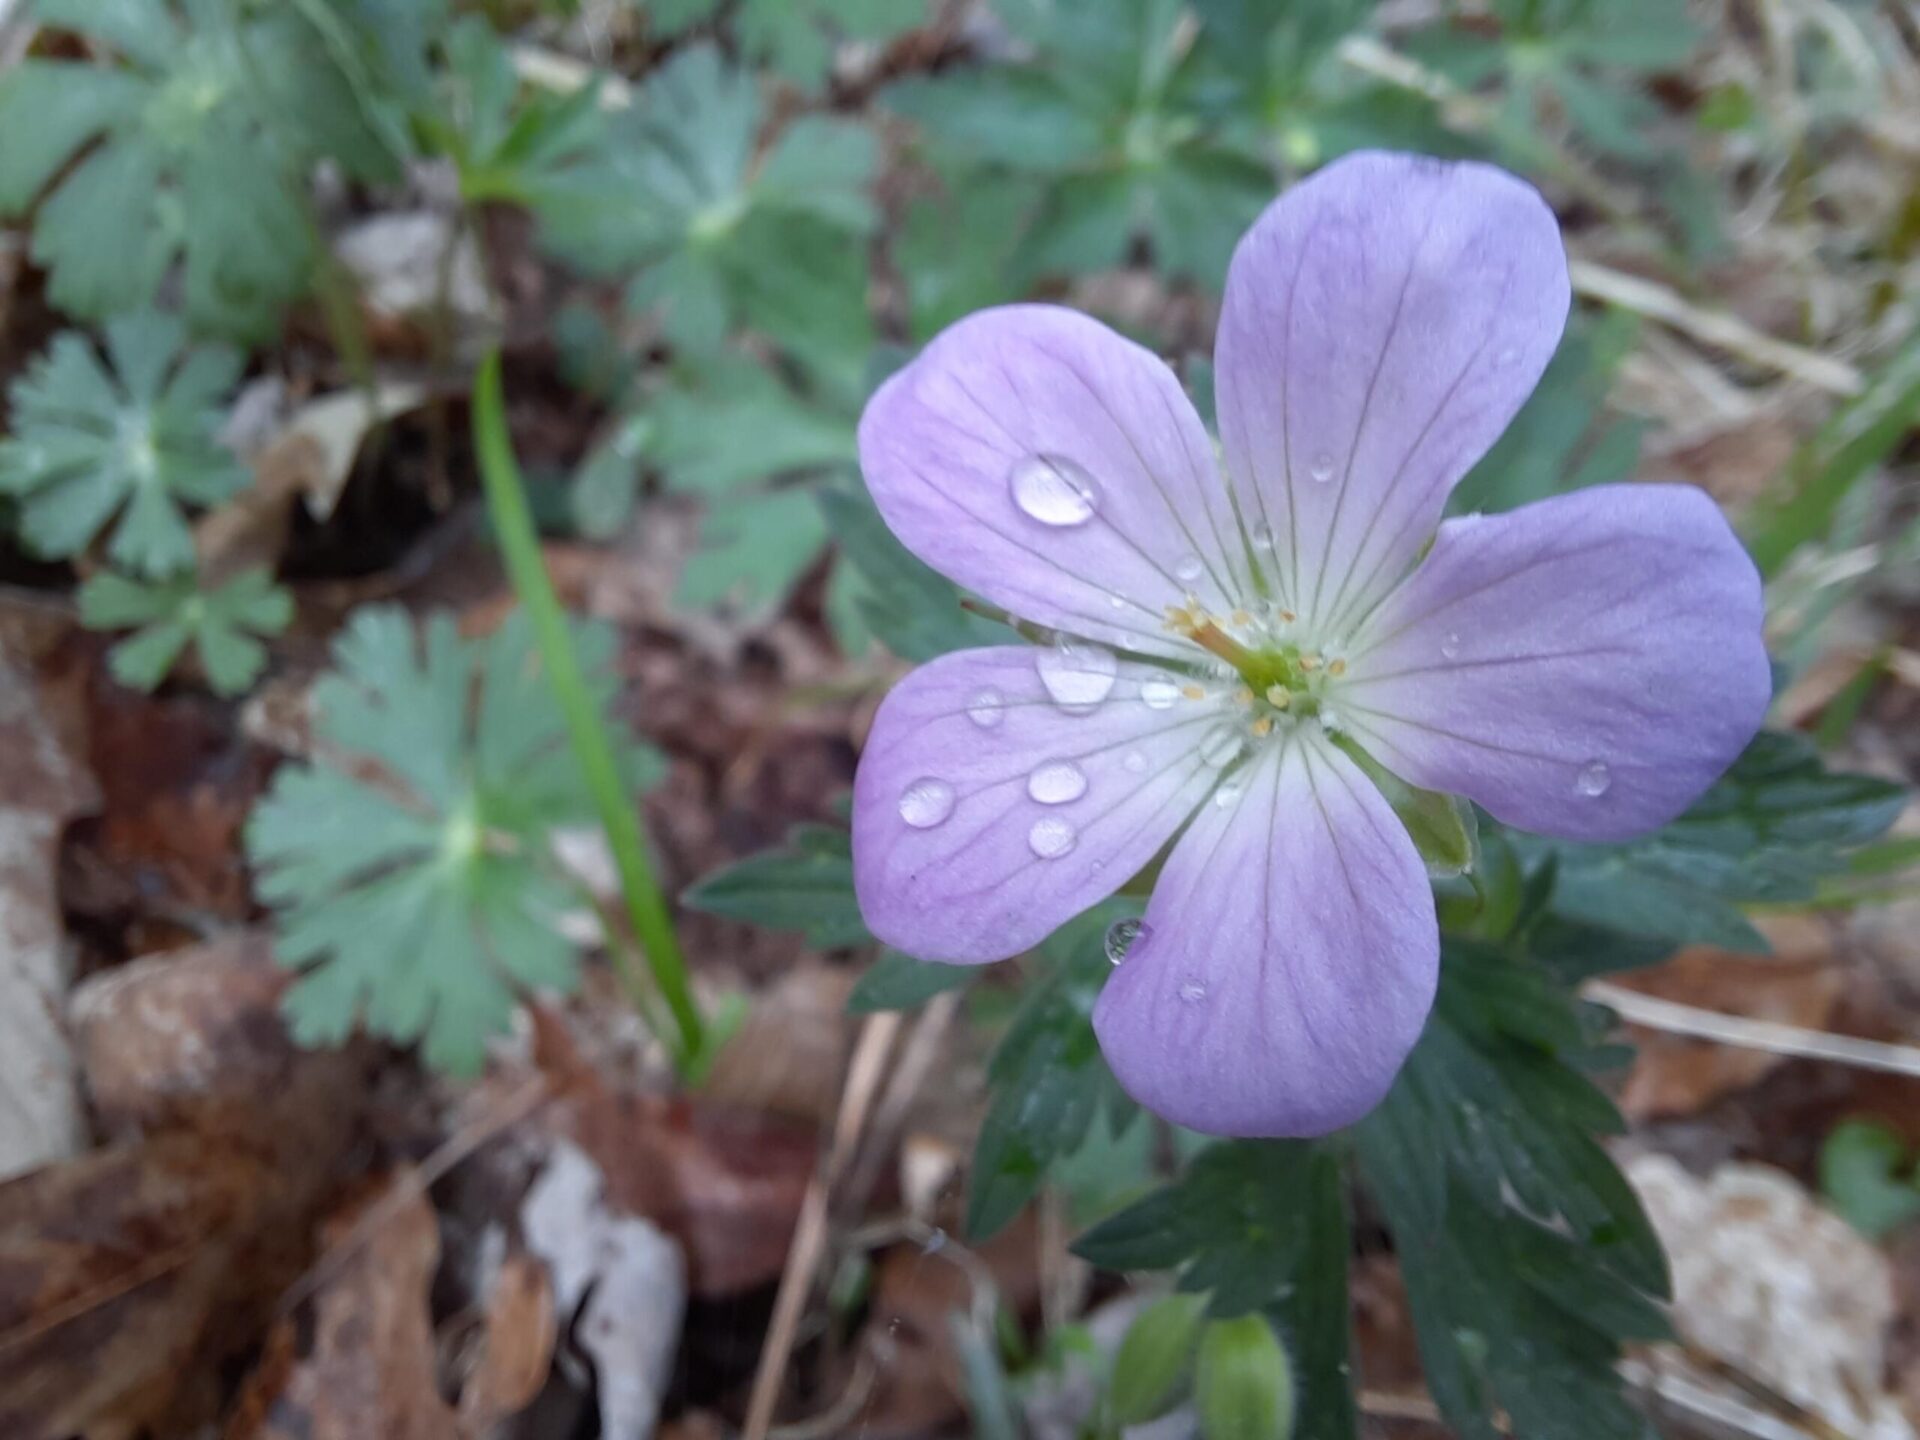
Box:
[849,151,1770,1137]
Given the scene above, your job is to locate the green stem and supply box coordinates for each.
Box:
[471,353,706,1071]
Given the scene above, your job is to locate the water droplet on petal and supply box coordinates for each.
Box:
[1576,760,1612,797]
[1105,917,1151,965]
[1439,631,1460,660]
[1213,783,1243,809]
[1178,979,1207,1003]
[1037,640,1117,713]
[1496,346,1519,368]
[1175,553,1204,582]
[1027,760,1088,804]
[1309,452,1336,483]
[1139,672,1180,710]
[898,777,955,828]
[1108,592,1127,609]
[1252,524,1276,550]
[1122,749,1149,774]
[1199,725,1243,767]
[966,688,1005,728]
[1028,815,1077,858]
[1009,454,1098,526]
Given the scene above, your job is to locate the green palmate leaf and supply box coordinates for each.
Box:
[1074,1142,1355,1440]
[882,0,1275,288]
[1354,941,1669,1440]
[847,950,977,1013]
[677,486,832,610]
[0,0,399,336]
[821,485,1003,661]
[970,909,1138,1241]
[1819,1121,1920,1239]
[541,44,875,373]
[0,315,247,574]
[246,605,663,1074]
[1523,730,1908,950]
[80,567,293,696]
[682,823,871,948]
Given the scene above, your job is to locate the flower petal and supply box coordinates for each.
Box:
[859,304,1245,658]
[1093,734,1438,1137]
[1337,483,1771,842]
[852,645,1235,963]
[1214,151,1570,638]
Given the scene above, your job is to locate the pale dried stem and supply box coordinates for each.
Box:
[1585,979,1920,1079]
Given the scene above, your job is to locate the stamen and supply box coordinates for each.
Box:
[1328,658,1347,677]
[1250,715,1274,737]
[1181,683,1206,701]
[1299,653,1322,672]
[1265,684,1291,710]
[1279,610,1297,623]
[1233,685,1254,707]
[1230,609,1253,628]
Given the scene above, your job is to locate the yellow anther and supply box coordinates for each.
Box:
[1265,684,1292,710]
[1299,653,1322,672]
[1164,604,1195,633]
[1329,658,1347,677]
[1233,685,1254,707]
[1180,683,1206,701]
[1279,609,1297,624]
[1250,715,1274,737]
[1230,609,1253,628]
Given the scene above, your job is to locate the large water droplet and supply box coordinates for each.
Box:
[1122,749,1149,774]
[1139,672,1180,710]
[1105,917,1151,965]
[1028,815,1077,859]
[1199,725,1243,767]
[1178,979,1208,1003]
[1309,452,1336,483]
[1575,760,1612,797]
[1009,454,1098,526]
[966,688,1005,728]
[1037,640,1117,713]
[1439,631,1461,660]
[1027,760,1087,805]
[1174,553,1204,583]
[898,777,955,829]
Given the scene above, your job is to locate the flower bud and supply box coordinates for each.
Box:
[1110,1292,1206,1425]
[1195,1314,1294,1440]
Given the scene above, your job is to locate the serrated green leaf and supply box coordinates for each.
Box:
[247,604,658,1073]
[80,566,292,696]
[1819,1120,1920,1239]
[821,485,1003,661]
[677,486,832,610]
[0,61,146,213]
[682,823,871,947]
[0,320,248,574]
[847,950,977,1013]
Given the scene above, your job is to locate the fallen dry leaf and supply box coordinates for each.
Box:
[0,651,99,1182]
[457,1252,556,1439]
[1613,914,1841,1120]
[1631,1153,1916,1438]
[231,1172,460,1440]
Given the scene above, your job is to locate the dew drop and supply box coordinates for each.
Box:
[1309,452,1336,484]
[1175,553,1204,582]
[1199,725,1243,767]
[1027,760,1088,805]
[1105,917,1152,965]
[1122,749,1149,774]
[898,777,955,829]
[1439,631,1461,660]
[1009,454,1098,526]
[1252,524,1276,550]
[1037,640,1118,713]
[1108,592,1127,609]
[1213,783,1244,809]
[1028,815,1077,859]
[1575,760,1612,798]
[1496,346,1519,368]
[1178,979,1208,1003]
[966,687,1005,728]
[1139,672,1180,710]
